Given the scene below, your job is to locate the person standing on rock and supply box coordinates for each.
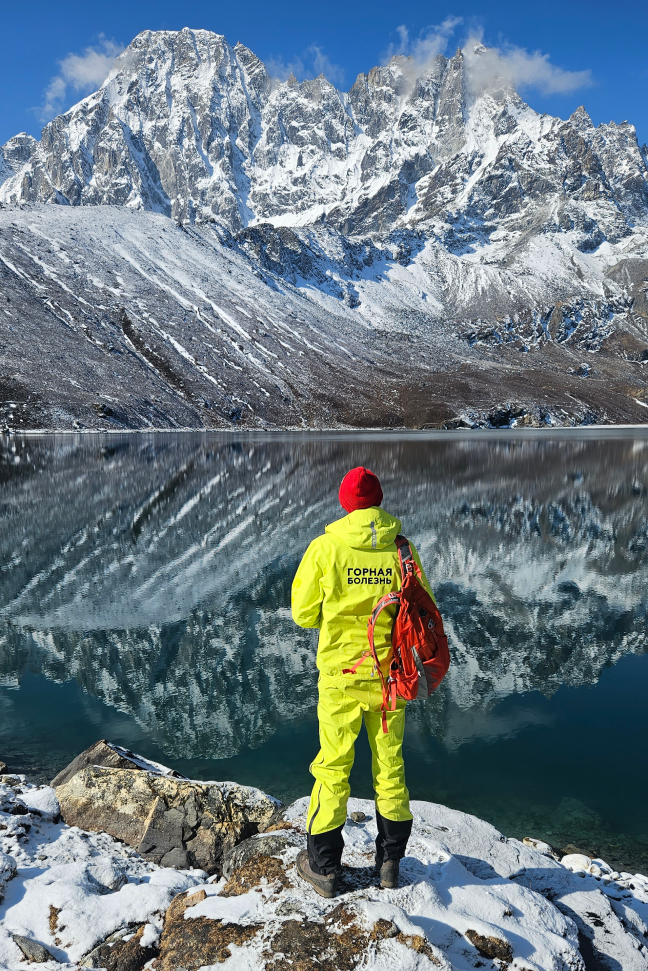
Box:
[291,467,436,897]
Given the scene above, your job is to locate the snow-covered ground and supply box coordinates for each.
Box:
[1,775,647,970]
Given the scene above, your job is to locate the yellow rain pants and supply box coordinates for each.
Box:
[306,674,412,834]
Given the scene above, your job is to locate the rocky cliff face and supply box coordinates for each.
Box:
[3,31,647,240]
[1,29,648,427]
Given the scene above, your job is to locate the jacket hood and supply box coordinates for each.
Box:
[325,507,401,550]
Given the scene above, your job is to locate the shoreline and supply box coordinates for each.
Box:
[3,423,648,439]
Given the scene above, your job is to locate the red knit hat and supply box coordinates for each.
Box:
[339,467,383,513]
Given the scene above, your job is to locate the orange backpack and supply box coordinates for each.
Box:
[343,535,450,731]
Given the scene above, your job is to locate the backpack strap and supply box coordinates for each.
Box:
[368,592,401,732]
[343,591,400,732]
[395,535,420,582]
[395,535,414,582]
[341,538,416,733]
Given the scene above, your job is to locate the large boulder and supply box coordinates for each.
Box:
[55,765,281,875]
[50,739,186,788]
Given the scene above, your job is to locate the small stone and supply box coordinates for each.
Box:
[161,847,190,869]
[465,930,513,963]
[0,761,7,774]
[275,898,306,916]
[88,860,128,892]
[350,812,367,823]
[12,935,58,963]
[522,837,560,860]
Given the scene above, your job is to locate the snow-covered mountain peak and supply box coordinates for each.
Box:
[2,26,646,238]
[1,27,648,433]
[0,29,521,229]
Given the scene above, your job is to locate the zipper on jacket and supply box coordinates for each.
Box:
[370,520,377,549]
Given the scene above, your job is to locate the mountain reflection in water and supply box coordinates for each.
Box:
[1,431,647,873]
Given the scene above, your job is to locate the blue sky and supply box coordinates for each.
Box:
[1,0,647,147]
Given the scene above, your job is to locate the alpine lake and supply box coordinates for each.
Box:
[1,429,647,875]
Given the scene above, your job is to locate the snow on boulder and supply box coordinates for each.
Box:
[148,797,648,971]
[1,860,201,967]
[50,738,188,788]
[55,764,281,874]
[0,852,17,903]
[17,786,59,822]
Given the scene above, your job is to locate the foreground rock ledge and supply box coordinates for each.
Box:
[56,765,279,874]
[2,761,648,970]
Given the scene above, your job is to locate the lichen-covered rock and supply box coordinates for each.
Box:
[80,925,158,970]
[155,889,262,971]
[465,929,513,963]
[56,766,281,874]
[221,854,291,897]
[222,833,295,879]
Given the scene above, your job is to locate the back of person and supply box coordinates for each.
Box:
[291,467,435,898]
[293,506,434,677]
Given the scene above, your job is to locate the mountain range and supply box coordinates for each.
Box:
[1,28,648,428]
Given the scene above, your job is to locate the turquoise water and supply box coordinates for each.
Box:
[1,430,647,873]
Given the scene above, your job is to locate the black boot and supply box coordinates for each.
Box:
[297,850,338,897]
[379,859,400,889]
[375,810,412,884]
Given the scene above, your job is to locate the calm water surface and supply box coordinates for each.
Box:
[1,430,647,873]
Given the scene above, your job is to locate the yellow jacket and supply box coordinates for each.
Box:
[291,507,434,677]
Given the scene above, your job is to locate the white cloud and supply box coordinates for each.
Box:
[265,55,305,82]
[266,44,344,87]
[464,34,594,96]
[308,45,345,87]
[382,18,592,97]
[39,37,124,122]
[384,16,463,70]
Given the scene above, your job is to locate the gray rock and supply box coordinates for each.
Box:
[0,760,7,774]
[51,739,187,787]
[79,924,156,969]
[275,898,307,916]
[12,935,58,963]
[222,833,295,879]
[56,765,281,875]
[0,851,17,902]
[87,860,129,893]
[160,847,191,869]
